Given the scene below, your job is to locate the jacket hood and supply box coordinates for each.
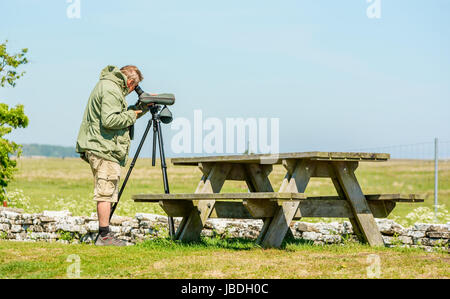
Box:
[99,65,129,96]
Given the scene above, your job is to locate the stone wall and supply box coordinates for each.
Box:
[0,208,448,252]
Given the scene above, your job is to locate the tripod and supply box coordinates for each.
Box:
[94,105,175,244]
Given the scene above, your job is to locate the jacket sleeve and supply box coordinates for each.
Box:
[128,102,150,120]
[101,89,137,130]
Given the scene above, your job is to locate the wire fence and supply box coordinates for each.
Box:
[348,139,450,223]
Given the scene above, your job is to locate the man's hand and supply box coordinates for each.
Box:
[134,110,143,117]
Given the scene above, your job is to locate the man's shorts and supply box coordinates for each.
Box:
[85,151,121,203]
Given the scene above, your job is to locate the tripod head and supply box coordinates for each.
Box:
[149,104,173,124]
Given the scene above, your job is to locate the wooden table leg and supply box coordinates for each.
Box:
[330,176,365,243]
[257,159,315,248]
[333,161,384,246]
[242,164,275,244]
[176,163,231,242]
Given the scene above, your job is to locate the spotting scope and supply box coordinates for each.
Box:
[134,85,175,107]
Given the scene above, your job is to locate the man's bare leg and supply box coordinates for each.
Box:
[97,201,111,227]
[95,201,126,246]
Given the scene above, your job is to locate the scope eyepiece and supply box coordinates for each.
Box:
[135,85,144,97]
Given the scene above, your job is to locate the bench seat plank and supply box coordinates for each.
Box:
[133,193,423,203]
[307,194,424,202]
[133,192,306,202]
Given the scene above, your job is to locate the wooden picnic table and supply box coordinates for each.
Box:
[133,152,423,248]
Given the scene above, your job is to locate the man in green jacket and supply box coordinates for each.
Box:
[76,65,147,246]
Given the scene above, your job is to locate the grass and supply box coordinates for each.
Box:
[0,238,448,279]
[6,157,450,225]
[2,157,450,279]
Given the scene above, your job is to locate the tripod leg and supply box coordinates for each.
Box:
[111,119,153,219]
[152,119,157,166]
[155,119,176,238]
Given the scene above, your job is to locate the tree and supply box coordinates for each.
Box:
[0,40,29,204]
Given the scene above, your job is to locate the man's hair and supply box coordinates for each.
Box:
[120,65,144,85]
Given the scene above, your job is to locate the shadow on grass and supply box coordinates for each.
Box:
[137,235,331,251]
[137,236,260,251]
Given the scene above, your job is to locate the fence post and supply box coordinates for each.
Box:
[434,138,438,222]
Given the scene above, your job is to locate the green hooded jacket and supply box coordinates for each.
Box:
[76,65,137,166]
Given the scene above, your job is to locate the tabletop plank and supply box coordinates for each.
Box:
[171,152,390,165]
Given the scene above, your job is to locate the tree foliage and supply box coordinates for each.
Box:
[0,40,29,200]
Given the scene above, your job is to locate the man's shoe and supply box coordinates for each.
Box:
[95,233,127,247]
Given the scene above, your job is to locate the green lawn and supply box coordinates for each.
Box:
[7,157,450,225]
[1,238,448,279]
[2,157,449,279]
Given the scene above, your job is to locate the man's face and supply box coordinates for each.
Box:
[126,79,138,94]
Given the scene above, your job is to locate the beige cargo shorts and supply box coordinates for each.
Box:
[85,151,121,203]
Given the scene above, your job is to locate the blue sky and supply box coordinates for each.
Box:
[1,0,449,157]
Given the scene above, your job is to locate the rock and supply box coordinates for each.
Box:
[376,219,405,236]
[426,232,450,239]
[87,221,99,232]
[40,216,56,223]
[80,234,94,243]
[130,229,141,236]
[11,225,22,233]
[428,224,449,233]
[407,230,426,239]
[2,211,21,220]
[0,207,24,214]
[22,219,33,225]
[29,225,44,232]
[0,217,11,224]
[121,226,132,234]
[121,220,139,228]
[16,232,28,240]
[0,223,10,231]
[427,238,449,246]
[206,219,228,234]
[135,213,167,222]
[110,226,121,233]
[342,221,353,234]
[314,223,338,235]
[382,236,393,245]
[110,216,132,226]
[66,216,85,226]
[295,222,318,232]
[398,236,413,245]
[414,223,432,231]
[22,214,33,225]
[43,210,72,218]
[55,223,73,232]
[302,231,322,241]
[139,221,153,229]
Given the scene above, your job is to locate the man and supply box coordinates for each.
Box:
[76,65,148,246]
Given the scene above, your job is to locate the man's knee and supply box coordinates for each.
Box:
[90,155,121,203]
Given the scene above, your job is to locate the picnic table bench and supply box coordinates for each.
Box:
[133,152,424,248]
